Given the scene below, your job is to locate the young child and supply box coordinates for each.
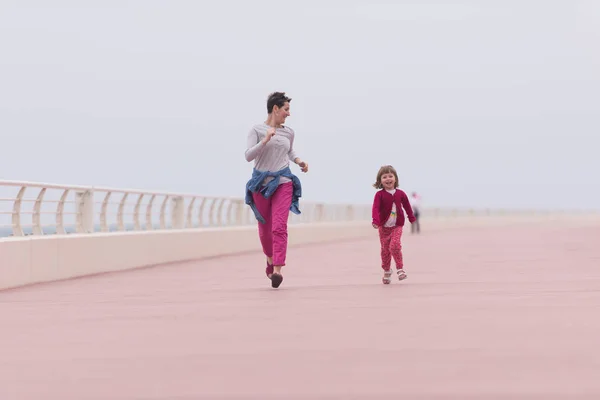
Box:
[371,165,416,284]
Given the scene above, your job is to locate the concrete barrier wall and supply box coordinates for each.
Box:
[0,220,377,291]
[2,213,598,291]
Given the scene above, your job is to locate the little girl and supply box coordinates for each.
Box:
[371,165,416,284]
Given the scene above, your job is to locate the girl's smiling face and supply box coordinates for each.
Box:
[381,172,396,190]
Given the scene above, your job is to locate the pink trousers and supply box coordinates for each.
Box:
[252,182,293,266]
[378,226,404,271]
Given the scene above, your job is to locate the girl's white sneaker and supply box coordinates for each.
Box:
[397,269,407,281]
[382,270,392,284]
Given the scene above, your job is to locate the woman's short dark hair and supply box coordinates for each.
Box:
[267,92,291,113]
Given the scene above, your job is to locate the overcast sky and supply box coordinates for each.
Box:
[1,0,598,210]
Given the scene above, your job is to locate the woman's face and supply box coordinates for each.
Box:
[274,102,290,125]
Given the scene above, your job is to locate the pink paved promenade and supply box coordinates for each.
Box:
[2,218,600,399]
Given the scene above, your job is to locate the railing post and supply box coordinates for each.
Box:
[76,190,94,233]
[186,198,196,228]
[11,187,26,237]
[235,200,244,225]
[316,203,324,222]
[32,188,46,235]
[133,194,144,231]
[117,193,129,231]
[171,196,184,229]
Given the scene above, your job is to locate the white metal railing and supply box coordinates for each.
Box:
[1,180,592,238]
[0,180,372,237]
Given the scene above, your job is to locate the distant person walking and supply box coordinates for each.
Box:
[371,165,416,284]
[411,191,421,234]
[244,92,309,289]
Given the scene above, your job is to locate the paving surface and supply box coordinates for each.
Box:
[2,218,600,399]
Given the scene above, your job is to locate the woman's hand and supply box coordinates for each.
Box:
[262,127,276,145]
[295,158,309,173]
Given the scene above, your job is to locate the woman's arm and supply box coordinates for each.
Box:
[288,129,308,172]
[245,128,265,162]
[287,129,299,162]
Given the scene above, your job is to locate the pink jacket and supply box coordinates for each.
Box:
[372,189,416,227]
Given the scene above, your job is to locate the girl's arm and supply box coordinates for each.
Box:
[372,191,381,227]
[400,192,417,223]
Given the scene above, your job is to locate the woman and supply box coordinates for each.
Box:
[244,92,309,288]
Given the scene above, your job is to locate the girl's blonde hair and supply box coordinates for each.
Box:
[373,165,399,189]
